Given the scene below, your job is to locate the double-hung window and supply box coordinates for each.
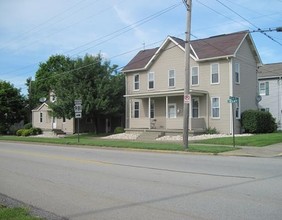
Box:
[148,72,154,89]
[40,112,43,123]
[211,63,219,84]
[134,74,140,91]
[211,97,220,118]
[168,70,175,87]
[259,82,269,96]
[235,63,240,84]
[191,66,199,85]
[134,101,140,118]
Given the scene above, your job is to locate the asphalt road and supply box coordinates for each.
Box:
[0,141,282,220]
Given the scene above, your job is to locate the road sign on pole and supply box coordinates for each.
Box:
[227,96,239,103]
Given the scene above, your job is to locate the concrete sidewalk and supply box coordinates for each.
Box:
[220,143,282,157]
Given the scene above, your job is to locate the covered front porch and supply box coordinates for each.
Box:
[125,90,209,132]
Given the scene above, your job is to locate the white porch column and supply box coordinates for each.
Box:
[129,99,132,128]
[166,96,168,118]
[189,96,192,130]
[148,97,151,129]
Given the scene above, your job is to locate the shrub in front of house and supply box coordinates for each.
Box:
[241,110,277,133]
[16,129,24,136]
[21,129,32,136]
[16,128,43,136]
[24,123,32,129]
[114,127,124,134]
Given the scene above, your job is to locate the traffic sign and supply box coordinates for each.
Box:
[74,105,82,113]
[74,99,82,105]
[75,112,82,118]
[184,94,191,104]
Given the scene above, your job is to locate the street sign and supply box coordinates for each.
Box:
[74,105,82,113]
[184,94,191,104]
[75,112,82,118]
[227,96,239,103]
[74,99,82,105]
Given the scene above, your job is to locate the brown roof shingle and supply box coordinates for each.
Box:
[122,47,158,71]
[122,31,249,72]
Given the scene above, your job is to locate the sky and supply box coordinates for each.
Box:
[1,0,282,95]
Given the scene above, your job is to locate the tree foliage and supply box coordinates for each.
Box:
[0,81,25,134]
[29,53,125,131]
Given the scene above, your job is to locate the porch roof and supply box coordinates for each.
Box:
[124,89,208,98]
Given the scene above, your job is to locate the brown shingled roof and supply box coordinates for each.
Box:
[191,31,248,59]
[122,47,158,71]
[122,31,249,72]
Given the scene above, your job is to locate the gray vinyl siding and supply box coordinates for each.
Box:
[233,39,258,132]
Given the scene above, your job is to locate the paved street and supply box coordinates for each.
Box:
[0,142,282,220]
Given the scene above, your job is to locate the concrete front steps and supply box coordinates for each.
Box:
[136,131,165,141]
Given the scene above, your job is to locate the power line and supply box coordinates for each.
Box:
[215,0,282,46]
[0,2,182,79]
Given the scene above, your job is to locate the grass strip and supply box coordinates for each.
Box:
[0,135,236,154]
[192,132,282,147]
[0,205,41,220]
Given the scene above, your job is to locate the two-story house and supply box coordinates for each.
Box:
[258,62,282,130]
[122,31,261,134]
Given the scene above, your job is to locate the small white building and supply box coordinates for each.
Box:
[258,62,282,130]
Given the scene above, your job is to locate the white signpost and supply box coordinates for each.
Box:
[74,99,82,142]
[227,96,239,147]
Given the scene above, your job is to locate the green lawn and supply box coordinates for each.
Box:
[0,134,236,154]
[1,132,281,153]
[192,132,282,147]
[0,205,41,220]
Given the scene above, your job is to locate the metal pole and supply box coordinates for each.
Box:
[77,118,80,143]
[232,103,235,148]
[183,0,192,149]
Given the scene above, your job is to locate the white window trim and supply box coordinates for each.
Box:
[211,97,220,119]
[235,62,240,84]
[168,69,175,88]
[191,66,199,86]
[210,63,220,85]
[133,74,140,91]
[148,72,155,90]
[168,103,177,118]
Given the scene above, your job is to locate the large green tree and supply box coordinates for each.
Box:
[29,53,125,132]
[0,81,25,134]
[50,54,124,131]
[29,55,74,109]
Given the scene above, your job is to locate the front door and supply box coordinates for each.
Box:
[192,98,199,118]
[52,116,57,129]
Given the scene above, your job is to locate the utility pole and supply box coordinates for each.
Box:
[183,0,192,149]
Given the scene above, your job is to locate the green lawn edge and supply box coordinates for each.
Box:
[0,205,41,220]
[0,135,237,154]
